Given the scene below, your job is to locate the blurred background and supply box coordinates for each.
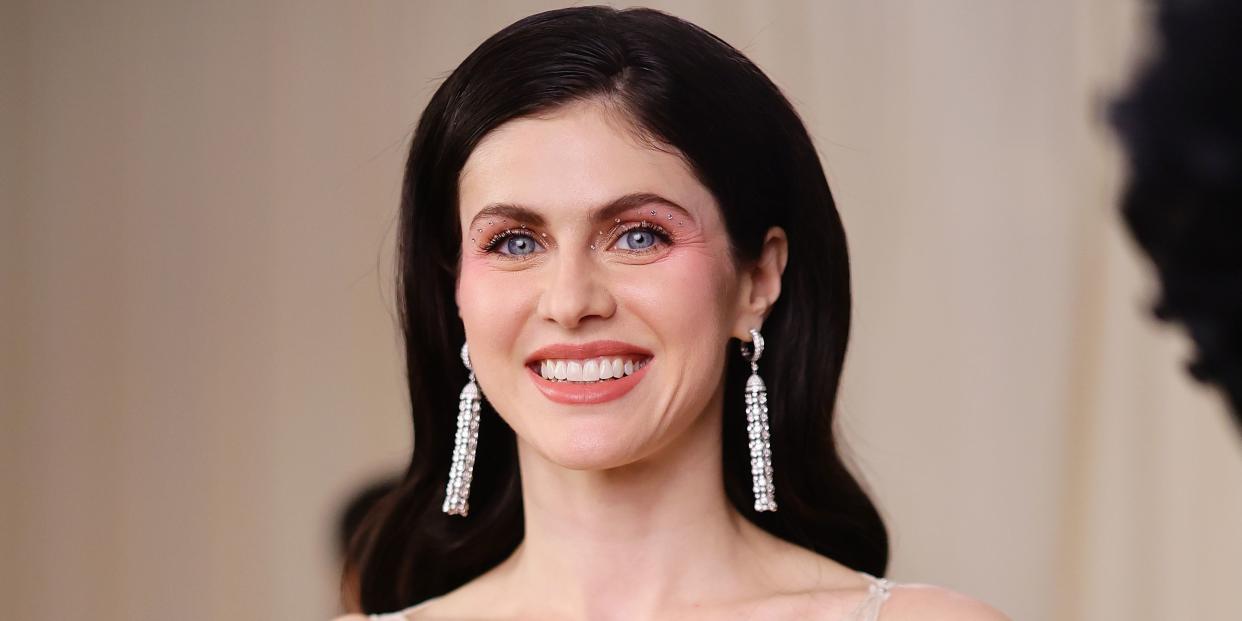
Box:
[3,1,1241,619]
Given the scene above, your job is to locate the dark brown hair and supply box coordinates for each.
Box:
[1111,0,1242,429]
[348,6,888,612]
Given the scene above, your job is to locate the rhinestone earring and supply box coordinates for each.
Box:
[443,343,481,516]
[741,328,777,512]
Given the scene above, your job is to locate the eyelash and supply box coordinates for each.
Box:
[479,222,673,257]
[611,221,672,253]
[481,228,535,254]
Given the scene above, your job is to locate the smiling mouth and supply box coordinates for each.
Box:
[530,356,652,383]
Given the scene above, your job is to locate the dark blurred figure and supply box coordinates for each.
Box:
[336,475,401,613]
[1111,0,1242,432]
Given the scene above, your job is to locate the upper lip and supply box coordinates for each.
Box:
[524,340,653,364]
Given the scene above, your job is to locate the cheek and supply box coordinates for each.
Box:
[616,248,736,351]
[456,259,538,364]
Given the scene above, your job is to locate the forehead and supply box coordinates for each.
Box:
[458,101,715,222]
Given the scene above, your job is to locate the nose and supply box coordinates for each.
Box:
[536,249,616,329]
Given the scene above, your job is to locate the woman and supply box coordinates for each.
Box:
[339,6,1008,620]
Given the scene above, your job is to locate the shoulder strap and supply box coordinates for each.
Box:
[848,572,894,621]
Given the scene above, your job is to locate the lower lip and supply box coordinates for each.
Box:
[527,361,651,405]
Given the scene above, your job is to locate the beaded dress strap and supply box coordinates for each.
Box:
[846,572,894,621]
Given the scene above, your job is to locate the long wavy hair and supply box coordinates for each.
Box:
[348,6,888,612]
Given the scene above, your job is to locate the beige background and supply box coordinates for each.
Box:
[4,1,1242,620]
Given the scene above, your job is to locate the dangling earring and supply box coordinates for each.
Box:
[741,328,777,512]
[443,343,482,516]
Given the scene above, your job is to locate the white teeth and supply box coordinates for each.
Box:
[535,356,650,383]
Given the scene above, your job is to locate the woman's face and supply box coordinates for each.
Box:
[456,101,753,470]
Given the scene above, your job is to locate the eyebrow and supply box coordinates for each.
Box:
[467,192,689,231]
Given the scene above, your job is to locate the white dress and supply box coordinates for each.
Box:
[367,571,894,621]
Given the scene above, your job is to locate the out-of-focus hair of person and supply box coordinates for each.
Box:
[336,475,401,613]
[1111,0,1242,432]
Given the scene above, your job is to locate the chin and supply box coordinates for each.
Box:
[525,422,648,471]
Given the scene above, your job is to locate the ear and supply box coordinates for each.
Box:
[732,227,788,340]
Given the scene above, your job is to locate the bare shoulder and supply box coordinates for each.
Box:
[331,615,368,621]
[881,583,1010,621]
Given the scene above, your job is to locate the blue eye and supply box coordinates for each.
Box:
[614,228,659,251]
[482,229,544,257]
[498,233,540,256]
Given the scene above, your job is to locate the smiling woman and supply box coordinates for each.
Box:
[339,6,1006,621]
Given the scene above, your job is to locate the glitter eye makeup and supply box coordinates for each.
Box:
[604,219,673,254]
[481,227,546,258]
[477,218,675,259]
[467,198,692,262]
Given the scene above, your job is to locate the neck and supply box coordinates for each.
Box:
[496,389,772,619]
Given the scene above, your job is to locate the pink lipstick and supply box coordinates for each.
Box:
[524,340,653,405]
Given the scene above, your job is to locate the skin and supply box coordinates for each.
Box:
[338,99,1008,620]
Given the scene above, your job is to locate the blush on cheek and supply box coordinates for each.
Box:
[458,257,551,364]
[617,247,736,344]
[456,259,486,323]
[457,259,531,328]
[676,254,734,338]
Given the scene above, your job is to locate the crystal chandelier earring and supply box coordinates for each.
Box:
[741,328,777,512]
[443,343,482,516]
